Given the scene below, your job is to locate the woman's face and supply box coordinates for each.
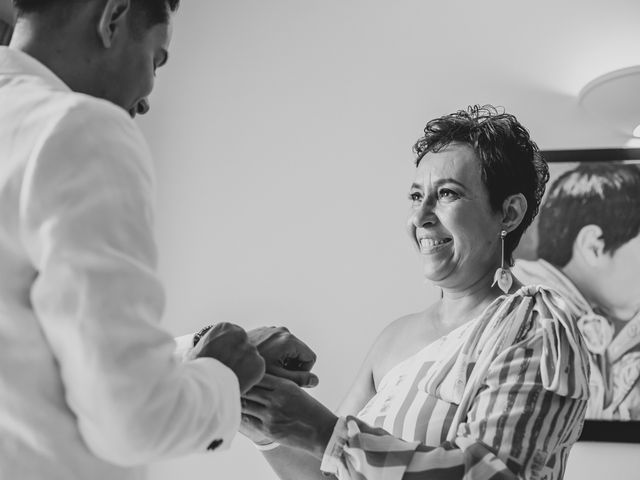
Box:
[407,143,503,289]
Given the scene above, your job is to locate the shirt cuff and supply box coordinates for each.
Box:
[188,356,241,452]
[320,416,350,477]
[174,333,196,362]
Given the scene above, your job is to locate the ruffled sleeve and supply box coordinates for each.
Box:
[534,287,591,398]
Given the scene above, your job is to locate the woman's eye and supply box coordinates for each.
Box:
[409,192,422,204]
[438,188,458,199]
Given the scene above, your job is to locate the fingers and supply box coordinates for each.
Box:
[238,353,266,394]
[244,373,282,393]
[206,322,247,341]
[196,322,265,394]
[241,398,266,418]
[198,323,318,392]
[239,412,272,444]
[242,388,271,404]
[278,340,317,368]
[241,413,262,429]
[269,367,319,388]
[249,326,318,370]
[242,374,299,407]
[291,341,317,366]
[279,356,316,372]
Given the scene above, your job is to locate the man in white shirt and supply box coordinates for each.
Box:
[0,0,318,478]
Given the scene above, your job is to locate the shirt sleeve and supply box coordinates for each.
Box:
[174,333,197,362]
[20,98,241,466]
[321,294,590,480]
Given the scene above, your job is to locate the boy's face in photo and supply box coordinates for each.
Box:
[531,162,640,323]
[598,233,640,321]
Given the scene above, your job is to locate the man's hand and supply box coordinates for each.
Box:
[193,323,265,394]
[247,326,318,388]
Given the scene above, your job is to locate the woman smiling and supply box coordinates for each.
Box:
[241,106,590,480]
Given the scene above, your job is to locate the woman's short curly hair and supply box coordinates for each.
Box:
[413,105,549,264]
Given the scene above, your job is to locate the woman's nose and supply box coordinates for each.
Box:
[411,200,437,228]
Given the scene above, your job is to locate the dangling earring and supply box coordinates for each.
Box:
[492,229,513,294]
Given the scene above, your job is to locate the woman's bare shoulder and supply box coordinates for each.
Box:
[337,308,438,416]
[370,305,441,388]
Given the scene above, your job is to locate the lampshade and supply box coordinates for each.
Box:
[579,66,640,138]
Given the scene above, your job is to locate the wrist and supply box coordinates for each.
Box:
[310,412,339,459]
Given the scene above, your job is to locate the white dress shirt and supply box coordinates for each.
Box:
[0,46,241,479]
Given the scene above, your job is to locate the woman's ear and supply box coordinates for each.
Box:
[501,193,527,233]
[97,0,131,48]
[573,224,606,268]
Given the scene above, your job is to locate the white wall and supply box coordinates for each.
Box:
[138,1,640,478]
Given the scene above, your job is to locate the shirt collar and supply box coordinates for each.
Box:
[0,45,71,92]
[517,258,593,313]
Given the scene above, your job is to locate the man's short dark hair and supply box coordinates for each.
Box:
[537,162,640,267]
[13,0,179,26]
[413,105,549,265]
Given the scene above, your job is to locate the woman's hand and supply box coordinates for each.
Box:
[247,326,319,388]
[241,374,338,458]
[239,408,272,446]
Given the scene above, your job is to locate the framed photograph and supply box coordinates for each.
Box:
[513,148,640,443]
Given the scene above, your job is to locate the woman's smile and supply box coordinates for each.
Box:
[417,235,453,254]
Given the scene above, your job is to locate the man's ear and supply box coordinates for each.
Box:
[501,193,527,233]
[573,224,606,267]
[97,0,131,48]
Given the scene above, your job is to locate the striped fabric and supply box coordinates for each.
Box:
[321,286,590,480]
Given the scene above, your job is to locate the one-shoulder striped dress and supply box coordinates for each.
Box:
[321,286,590,480]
